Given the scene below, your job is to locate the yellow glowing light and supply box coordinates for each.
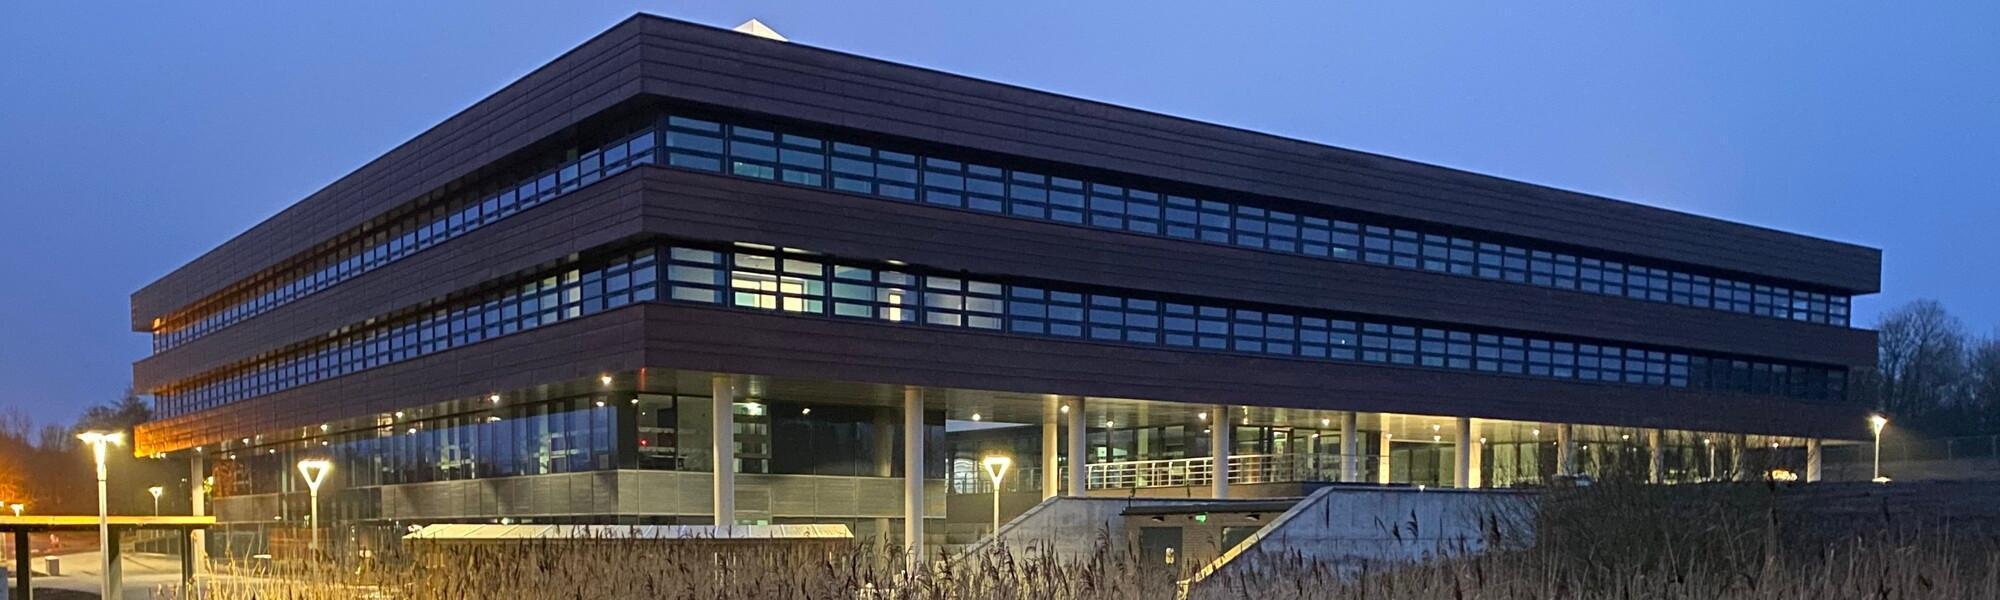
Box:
[982,455,1013,485]
[296,459,333,492]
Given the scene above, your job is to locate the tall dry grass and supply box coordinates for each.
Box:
[167,484,2000,599]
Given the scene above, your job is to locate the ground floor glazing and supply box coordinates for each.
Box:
[174,368,1853,557]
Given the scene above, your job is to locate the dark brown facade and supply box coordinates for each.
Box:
[132,14,1879,459]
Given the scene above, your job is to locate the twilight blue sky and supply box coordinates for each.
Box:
[2,2,1995,427]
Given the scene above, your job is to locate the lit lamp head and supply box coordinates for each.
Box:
[76,430,124,451]
[147,486,164,500]
[75,430,124,476]
[1868,414,1890,436]
[7,503,20,517]
[296,459,334,493]
[981,455,1012,486]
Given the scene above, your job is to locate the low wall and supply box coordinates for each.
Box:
[1183,486,1534,595]
[959,496,1284,562]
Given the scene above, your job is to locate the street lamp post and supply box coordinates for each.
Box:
[1869,414,1890,483]
[296,459,332,555]
[76,430,124,600]
[148,486,164,516]
[981,456,1012,537]
[7,503,19,517]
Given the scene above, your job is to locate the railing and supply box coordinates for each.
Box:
[949,466,1047,495]
[1087,453,1368,490]
[950,454,1376,494]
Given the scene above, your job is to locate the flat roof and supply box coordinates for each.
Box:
[0,515,215,531]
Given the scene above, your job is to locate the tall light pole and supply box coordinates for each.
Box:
[7,503,19,517]
[76,430,123,600]
[981,455,1012,537]
[296,459,332,554]
[147,486,164,516]
[1869,414,1890,483]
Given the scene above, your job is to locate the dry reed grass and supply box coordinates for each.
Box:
[165,483,2000,599]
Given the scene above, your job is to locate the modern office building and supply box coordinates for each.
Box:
[131,15,1880,555]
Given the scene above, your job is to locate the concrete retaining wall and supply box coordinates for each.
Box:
[959,496,1276,562]
[1184,486,1534,594]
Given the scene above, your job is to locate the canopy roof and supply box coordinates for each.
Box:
[0,515,214,532]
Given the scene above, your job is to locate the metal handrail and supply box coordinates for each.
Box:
[948,453,1381,493]
[1086,453,1372,490]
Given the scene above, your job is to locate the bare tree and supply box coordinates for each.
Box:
[1967,334,2000,432]
[73,386,152,434]
[1874,300,1969,423]
[35,423,72,452]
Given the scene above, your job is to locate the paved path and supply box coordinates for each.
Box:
[20,551,185,600]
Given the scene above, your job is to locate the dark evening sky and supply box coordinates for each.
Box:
[2,1,1994,427]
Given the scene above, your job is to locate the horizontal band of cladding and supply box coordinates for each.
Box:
[135,166,1875,390]
[638,305,1866,438]
[624,18,1879,291]
[636,168,1874,366]
[132,173,654,390]
[129,25,653,328]
[133,302,1867,456]
[137,165,1872,390]
[136,15,1877,330]
[632,52,1874,292]
[134,304,653,456]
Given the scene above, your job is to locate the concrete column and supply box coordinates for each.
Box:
[105,528,122,600]
[1453,417,1473,488]
[15,531,31,600]
[1556,424,1576,478]
[1212,406,1231,499]
[1806,438,1824,483]
[1041,396,1060,500]
[1647,429,1665,484]
[179,528,194,587]
[189,452,207,573]
[1064,397,1087,496]
[711,374,736,527]
[1376,431,1393,485]
[1339,412,1359,483]
[1469,422,1483,488]
[903,387,925,559]
[1729,434,1748,481]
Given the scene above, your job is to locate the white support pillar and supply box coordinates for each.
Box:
[1468,421,1483,489]
[1453,417,1473,489]
[1647,429,1665,484]
[1042,396,1060,500]
[1377,431,1393,485]
[1806,438,1824,483]
[1339,412,1359,483]
[1212,406,1231,499]
[1706,436,1719,481]
[1556,424,1576,478]
[189,452,207,573]
[711,374,736,527]
[903,387,925,560]
[1064,397,1087,496]
[1730,434,1749,481]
